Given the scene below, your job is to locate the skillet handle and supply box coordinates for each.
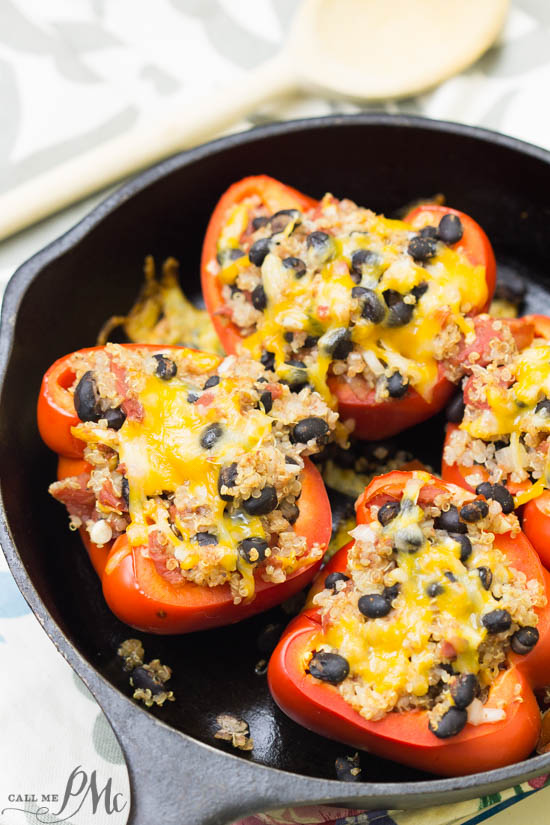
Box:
[84,670,344,825]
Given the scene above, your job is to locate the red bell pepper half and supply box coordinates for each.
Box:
[38,344,331,633]
[442,315,550,569]
[201,178,497,440]
[268,471,550,776]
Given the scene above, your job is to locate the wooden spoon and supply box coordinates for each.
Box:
[0,0,508,241]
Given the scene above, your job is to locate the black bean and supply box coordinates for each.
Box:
[477,566,493,590]
[446,391,465,423]
[440,662,456,675]
[451,533,472,563]
[386,300,414,327]
[350,249,380,282]
[378,500,400,526]
[460,500,489,523]
[475,482,514,514]
[103,406,126,430]
[419,225,438,239]
[291,417,329,444]
[217,247,245,266]
[282,256,307,278]
[287,377,311,393]
[322,328,353,360]
[242,485,278,515]
[412,282,429,302]
[153,353,177,380]
[387,372,409,399]
[438,214,463,245]
[270,208,300,233]
[256,376,268,383]
[335,753,362,782]
[251,283,267,310]
[249,237,272,267]
[430,706,467,738]
[130,665,167,696]
[535,398,550,416]
[304,334,319,348]
[383,584,400,602]
[308,651,349,684]
[482,609,512,634]
[325,571,350,591]
[358,593,392,618]
[408,235,436,262]
[121,477,129,508]
[450,673,478,709]
[393,525,424,553]
[200,422,223,450]
[218,463,238,501]
[383,288,402,307]
[187,390,200,403]
[427,582,444,597]
[306,230,330,251]
[252,216,269,230]
[283,361,309,393]
[194,532,217,546]
[284,503,300,524]
[238,537,269,564]
[259,390,273,413]
[434,505,467,534]
[283,331,294,343]
[260,350,275,371]
[74,371,101,422]
[475,482,493,499]
[510,626,539,655]
[203,375,220,389]
[445,571,457,582]
[285,456,299,465]
[351,286,385,323]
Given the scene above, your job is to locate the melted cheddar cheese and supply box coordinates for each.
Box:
[215,195,487,405]
[309,474,539,724]
[66,345,335,602]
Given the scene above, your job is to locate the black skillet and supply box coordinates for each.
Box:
[3,114,550,825]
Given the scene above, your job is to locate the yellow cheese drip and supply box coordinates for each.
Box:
[319,480,506,700]
[75,370,278,597]
[218,202,486,403]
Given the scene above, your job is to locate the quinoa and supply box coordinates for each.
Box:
[307,474,545,738]
[49,343,348,603]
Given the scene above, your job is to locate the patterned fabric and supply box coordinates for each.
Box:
[2,2,550,824]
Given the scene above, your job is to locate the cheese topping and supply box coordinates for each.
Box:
[55,344,341,603]
[214,194,487,405]
[309,474,542,730]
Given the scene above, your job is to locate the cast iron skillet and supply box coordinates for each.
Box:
[3,114,550,825]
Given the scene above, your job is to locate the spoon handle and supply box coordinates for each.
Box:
[0,53,296,242]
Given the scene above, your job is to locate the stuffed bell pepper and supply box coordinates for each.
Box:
[268,470,550,776]
[201,176,497,439]
[38,343,346,633]
[442,314,550,569]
